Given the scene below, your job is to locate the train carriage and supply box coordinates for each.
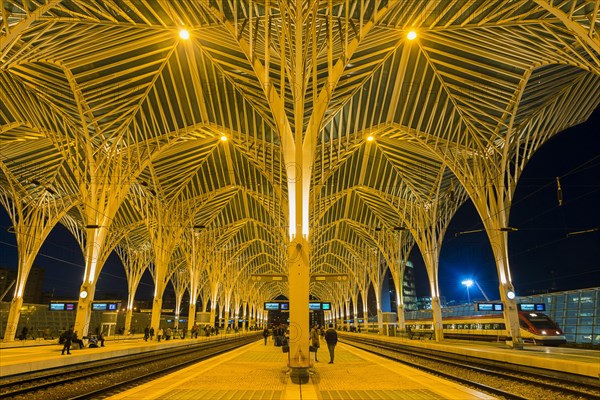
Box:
[405,312,566,346]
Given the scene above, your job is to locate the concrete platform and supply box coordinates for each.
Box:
[0,333,243,378]
[107,340,494,400]
[342,332,600,379]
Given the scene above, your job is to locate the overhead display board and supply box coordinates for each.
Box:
[49,302,76,311]
[91,302,119,311]
[476,303,504,311]
[517,303,546,311]
[264,302,280,311]
[263,301,331,311]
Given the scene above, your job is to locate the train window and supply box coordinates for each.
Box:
[519,319,529,329]
[526,313,559,329]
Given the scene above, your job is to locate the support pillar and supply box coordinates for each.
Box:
[150,295,163,333]
[3,296,23,341]
[489,230,524,349]
[187,303,196,331]
[288,236,310,384]
[124,308,133,335]
[74,283,96,337]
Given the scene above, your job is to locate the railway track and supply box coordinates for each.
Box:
[340,334,600,400]
[0,333,261,400]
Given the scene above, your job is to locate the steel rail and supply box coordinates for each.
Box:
[0,333,260,399]
[340,334,599,400]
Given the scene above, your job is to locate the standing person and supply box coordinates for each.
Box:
[144,325,150,341]
[262,326,269,345]
[149,326,155,340]
[157,327,163,342]
[61,326,73,355]
[310,324,320,362]
[324,323,338,364]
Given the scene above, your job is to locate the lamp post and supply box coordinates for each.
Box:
[461,279,473,304]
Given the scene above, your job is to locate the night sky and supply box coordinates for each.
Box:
[411,106,600,302]
[1,107,599,303]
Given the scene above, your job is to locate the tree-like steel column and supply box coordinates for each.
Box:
[0,187,71,341]
[144,200,187,334]
[380,229,414,330]
[405,180,465,342]
[115,242,151,335]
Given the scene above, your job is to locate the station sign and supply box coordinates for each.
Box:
[517,303,545,311]
[476,303,504,311]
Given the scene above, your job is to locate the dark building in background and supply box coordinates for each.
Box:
[387,260,418,312]
[0,266,45,304]
[402,261,418,311]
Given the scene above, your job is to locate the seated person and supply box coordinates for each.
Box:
[72,331,85,349]
[88,336,99,348]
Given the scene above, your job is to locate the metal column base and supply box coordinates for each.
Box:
[289,367,310,384]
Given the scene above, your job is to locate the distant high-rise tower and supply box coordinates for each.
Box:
[387,260,418,312]
[402,261,417,311]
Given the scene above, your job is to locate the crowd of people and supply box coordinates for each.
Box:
[55,321,341,361]
[59,326,105,354]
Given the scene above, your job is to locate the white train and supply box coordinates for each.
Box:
[405,312,567,346]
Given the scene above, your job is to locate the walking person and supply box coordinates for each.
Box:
[310,324,320,362]
[61,325,74,355]
[324,323,338,364]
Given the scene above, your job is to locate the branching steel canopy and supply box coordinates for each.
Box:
[1,1,599,301]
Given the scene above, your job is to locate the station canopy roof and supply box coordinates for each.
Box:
[1,1,599,301]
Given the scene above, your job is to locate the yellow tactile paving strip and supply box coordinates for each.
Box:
[108,340,495,400]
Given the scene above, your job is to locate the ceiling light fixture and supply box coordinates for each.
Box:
[179,29,190,40]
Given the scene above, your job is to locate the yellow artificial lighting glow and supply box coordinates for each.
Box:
[407,30,417,40]
[220,135,228,141]
[179,29,190,40]
[367,135,374,142]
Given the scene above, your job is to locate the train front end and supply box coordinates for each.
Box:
[520,312,567,346]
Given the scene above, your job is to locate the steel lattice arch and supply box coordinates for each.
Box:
[1,0,599,355]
